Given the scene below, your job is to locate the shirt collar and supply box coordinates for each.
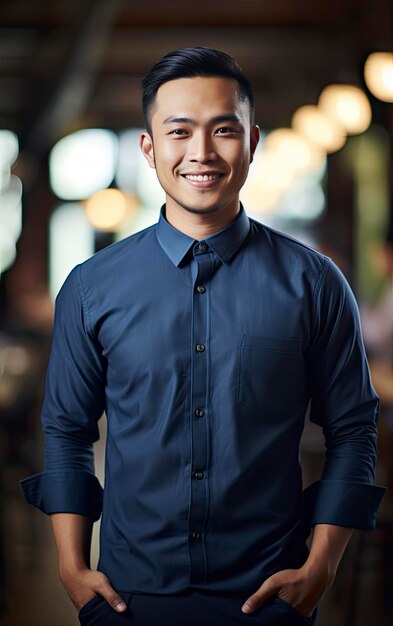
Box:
[156,204,250,267]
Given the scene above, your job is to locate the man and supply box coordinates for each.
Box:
[22,47,385,626]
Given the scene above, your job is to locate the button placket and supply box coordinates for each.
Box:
[188,249,214,584]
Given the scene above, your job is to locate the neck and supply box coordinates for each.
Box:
[165,202,240,240]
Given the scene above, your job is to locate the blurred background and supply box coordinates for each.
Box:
[0,0,392,624]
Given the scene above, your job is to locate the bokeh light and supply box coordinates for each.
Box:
[292,105,346,153]
[49,129,118,200]
[364,52,393,103]
[263,128,325,173]
[49,203,95,299]
[84,188,138,232]
[319,84,372,134]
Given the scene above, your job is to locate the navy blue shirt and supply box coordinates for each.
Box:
[21,206,385,595]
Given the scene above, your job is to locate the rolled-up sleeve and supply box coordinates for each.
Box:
[304,260,386,530]
[20,265,105,521]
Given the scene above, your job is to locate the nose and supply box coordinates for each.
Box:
[188,131,216,163]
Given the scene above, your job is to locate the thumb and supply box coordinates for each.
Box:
[241,577,278,615]
[99,579,127,613]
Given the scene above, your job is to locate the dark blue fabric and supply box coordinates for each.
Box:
[21,205,385,595]
[78,591,319,626]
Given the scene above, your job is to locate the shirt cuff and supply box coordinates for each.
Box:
[303,479,386,530]
[20,470,103,522]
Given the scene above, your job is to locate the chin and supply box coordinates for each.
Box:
[182,205,222,215]
[176,198,227,215]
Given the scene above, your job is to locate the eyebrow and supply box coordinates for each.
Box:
[162,114,242,125]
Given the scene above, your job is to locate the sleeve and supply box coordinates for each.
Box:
[303,259,386,530]
[20,265,105,521]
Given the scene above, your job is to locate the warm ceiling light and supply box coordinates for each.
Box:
[254,151,295,189]
[292,105,346,153]
[85,189,137,232]
[263,128,324,173]
[364,52,393,103]
[318,85,372,134]
[240,179,281,214]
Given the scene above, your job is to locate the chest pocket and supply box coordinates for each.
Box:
[237,335,306,413]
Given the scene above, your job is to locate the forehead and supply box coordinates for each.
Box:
[152,76,249,124]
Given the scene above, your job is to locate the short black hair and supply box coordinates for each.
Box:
[141,46,255,134]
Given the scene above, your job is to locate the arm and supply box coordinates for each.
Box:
[50,513,126,612]
[243,260,385,616]
[21,266,105,519]
[20,267,122,612]
[242,524,352,615]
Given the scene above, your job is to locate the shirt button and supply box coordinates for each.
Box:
[193,471,204,480]
[195,408,205,418]
[198,243,207,252]
[196,344,205,352]
[192,531,201,541]
[197,285,206,294]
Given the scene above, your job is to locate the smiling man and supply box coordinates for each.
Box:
[21,47,385,626]
[140,74,258,234]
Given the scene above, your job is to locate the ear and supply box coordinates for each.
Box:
[140,131,156,169]
[249,125,260,164]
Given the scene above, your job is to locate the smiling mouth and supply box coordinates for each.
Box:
[182,173,223,182]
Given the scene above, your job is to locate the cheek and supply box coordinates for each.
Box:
[157,141,184,168]
[224,140,249,161]
[228,150,252,189]
[227,146,251,176]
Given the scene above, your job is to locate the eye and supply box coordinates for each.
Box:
[215,127,239,135]
[168,129,189,136]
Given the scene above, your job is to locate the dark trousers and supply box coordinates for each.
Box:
[78,590,319,626]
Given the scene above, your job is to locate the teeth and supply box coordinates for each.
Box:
[185,174,220,182]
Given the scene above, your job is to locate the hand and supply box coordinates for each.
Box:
[241,562,333,616]
[59,566,127,613]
